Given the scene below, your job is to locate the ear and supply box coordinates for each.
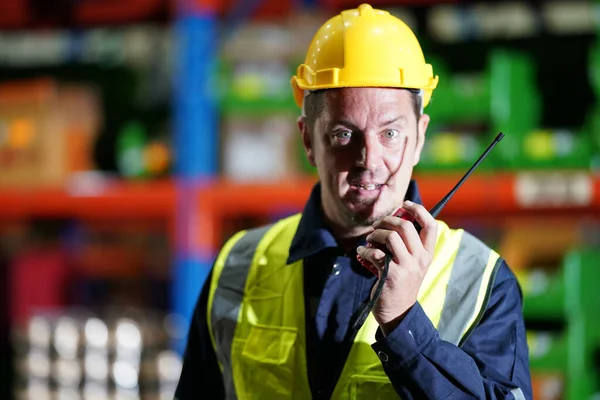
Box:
[298,116,316,167]
[413,113,429,166]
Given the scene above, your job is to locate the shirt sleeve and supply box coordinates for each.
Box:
[175,268,225,399]
[371,260,533,400]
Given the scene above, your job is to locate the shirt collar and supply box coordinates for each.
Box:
[286,180,424,264]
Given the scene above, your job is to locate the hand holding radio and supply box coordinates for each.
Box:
[357,201,438,334]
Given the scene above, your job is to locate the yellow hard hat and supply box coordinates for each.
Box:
[291,3,439,109]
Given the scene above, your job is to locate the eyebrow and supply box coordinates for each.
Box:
[331,116,407,130]
[380,116,407,127]
[331,119,361,131]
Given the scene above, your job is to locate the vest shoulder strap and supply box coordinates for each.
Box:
[205,224,271,375]
[437,226,502,346]
[207,214,302,371]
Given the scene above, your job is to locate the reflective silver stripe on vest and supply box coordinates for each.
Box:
[438,231,499,346]
[211,225,272,400]
[511,388,526,400]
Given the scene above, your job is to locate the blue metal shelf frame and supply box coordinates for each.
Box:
[171,0,219,355]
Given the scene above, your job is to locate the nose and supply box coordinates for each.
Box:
[357,135,382,170]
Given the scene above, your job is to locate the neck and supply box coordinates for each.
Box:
[328,221,372,241]
[328,223,370,256]
[322,209,374,252]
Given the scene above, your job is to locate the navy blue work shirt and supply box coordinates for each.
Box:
[175,181,533,399]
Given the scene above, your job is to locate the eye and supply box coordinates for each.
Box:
[334,130,352,140]
[383,129,399,139]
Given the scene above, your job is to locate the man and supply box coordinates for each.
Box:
[175,4,532,399]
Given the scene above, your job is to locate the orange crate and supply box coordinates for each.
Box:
[532,372,564,400]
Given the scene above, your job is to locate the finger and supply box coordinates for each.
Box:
[371,216,421,254]
[357,254,379,276]
[401,200,438,252]
[365,229,409,263]
[356,245,387,273]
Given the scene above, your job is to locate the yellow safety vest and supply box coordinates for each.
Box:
[207,213,501,400]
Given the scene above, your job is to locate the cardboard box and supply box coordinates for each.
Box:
[220,113,302,182]
[531,372,563,400]
[0,78,101,187]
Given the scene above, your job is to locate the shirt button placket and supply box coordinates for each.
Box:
[331,261,341,276]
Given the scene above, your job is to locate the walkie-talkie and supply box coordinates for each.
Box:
[353,132,505,331]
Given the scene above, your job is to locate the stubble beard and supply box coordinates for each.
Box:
[342,198,397,227]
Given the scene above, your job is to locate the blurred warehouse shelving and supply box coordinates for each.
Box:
[1,170,599,217]
[1,171,600,254]
[1,0,600,399]
[517,248,600,400]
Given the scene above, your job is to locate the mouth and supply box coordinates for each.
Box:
[349,183,384,191]
[358,183,381,190]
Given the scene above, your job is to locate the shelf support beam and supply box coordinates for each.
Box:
[171,0,219,355]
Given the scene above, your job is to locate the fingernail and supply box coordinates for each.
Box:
[366,234,372,241]
[357,245,364,253]
[404,200,414,206]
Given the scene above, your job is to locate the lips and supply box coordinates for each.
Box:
[356,183,381,190]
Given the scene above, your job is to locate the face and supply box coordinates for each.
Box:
[299,87,430,236]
